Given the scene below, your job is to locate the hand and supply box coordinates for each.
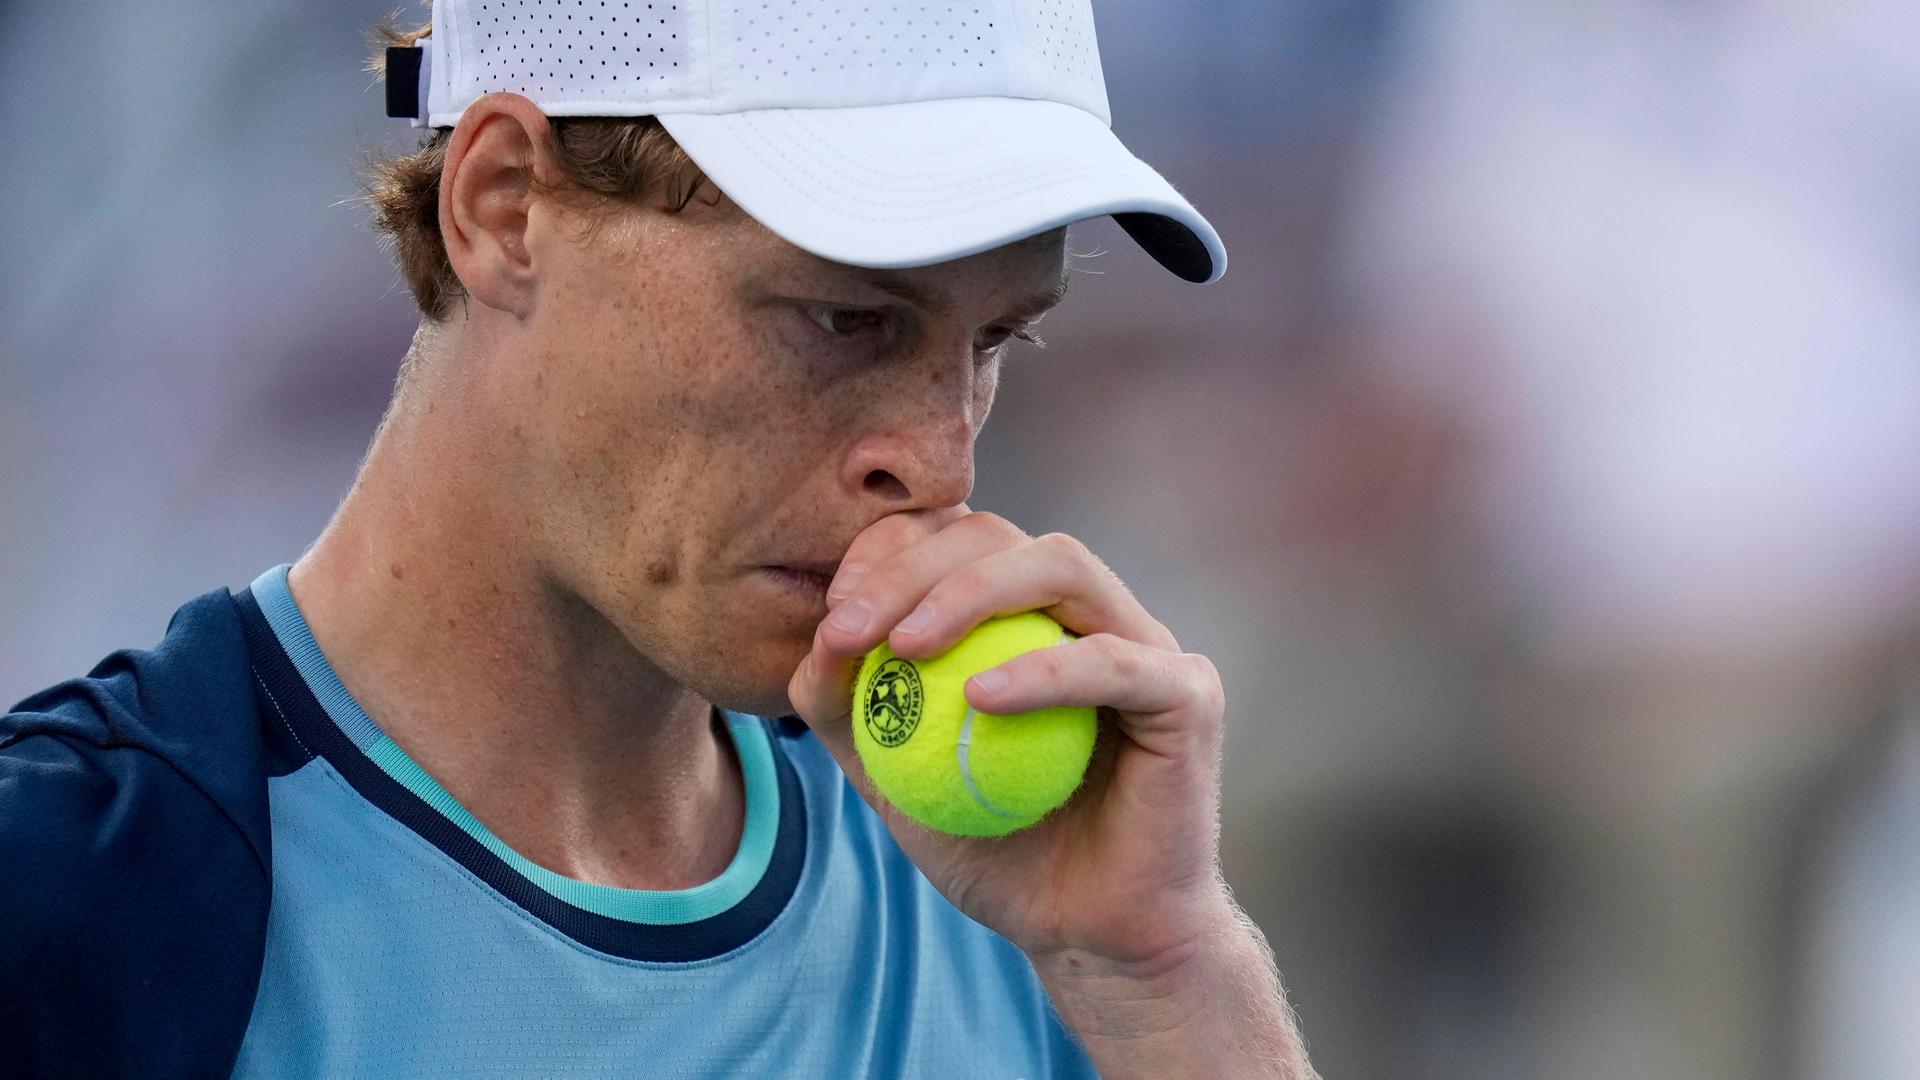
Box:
[786,507,1237,973]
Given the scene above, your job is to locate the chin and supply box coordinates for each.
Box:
[691,640,813,720]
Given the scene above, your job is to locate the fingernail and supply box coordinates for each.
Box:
[896,602,936,635]
[827,598,873,635]
[971,669,1010,696]
[827,564,868,603]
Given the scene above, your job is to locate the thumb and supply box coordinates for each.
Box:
[788,627,940,840]
[787,623,875,794]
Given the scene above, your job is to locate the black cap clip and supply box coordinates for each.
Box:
[385,46,425,121]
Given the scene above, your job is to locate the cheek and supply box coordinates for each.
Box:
[544,317,823,570]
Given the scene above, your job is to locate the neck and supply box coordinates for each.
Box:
[286,347,743,891]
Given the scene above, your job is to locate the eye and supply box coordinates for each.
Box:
[976,326,1016,352]
[975,325,1044,354]
[805,305,888,338]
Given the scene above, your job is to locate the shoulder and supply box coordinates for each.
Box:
[2,585,272,871]
[0,586,274,1077]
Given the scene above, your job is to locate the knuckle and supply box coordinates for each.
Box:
[1185,650,1220,682]
[858,562,919,605]
[1027,643,1070,683]
[1096,633,1142,681]
[864,509,939,549]
[1184,652,1226,714]
[1037,531,1092,564]
[939,562,994,603]
[1043,532,1125,590]
[962,511,1028,543]
[840,526,901,569]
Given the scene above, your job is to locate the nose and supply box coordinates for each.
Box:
[840,363,982,509]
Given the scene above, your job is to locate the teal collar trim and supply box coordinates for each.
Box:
[248,563,780,926]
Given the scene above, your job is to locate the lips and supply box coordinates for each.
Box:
[761,566,835,600]
[771,559,842,580]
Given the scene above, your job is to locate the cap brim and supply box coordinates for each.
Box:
[656,97,1226,284]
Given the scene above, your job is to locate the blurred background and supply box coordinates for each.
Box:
[4,1,1918,1076]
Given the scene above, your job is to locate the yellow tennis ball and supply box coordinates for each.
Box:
[852,610,1098,837]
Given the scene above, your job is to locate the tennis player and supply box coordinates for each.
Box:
[0,1,1315,1076]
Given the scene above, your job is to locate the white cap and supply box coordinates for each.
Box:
[402,0,1225,282]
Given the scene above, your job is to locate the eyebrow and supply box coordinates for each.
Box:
[847,266,1071,323]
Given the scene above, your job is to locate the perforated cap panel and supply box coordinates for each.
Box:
[452,0,697,104]
[427,0,1109,127]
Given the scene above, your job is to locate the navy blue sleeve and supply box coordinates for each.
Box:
[0,589,274,1079]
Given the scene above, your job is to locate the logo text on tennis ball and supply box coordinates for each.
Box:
[862,657,924,748]
[851,612,1097,838]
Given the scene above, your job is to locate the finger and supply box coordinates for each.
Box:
[964,634,1225,746]
[817,510,1030,659]
[784,624,950,842]
[825,505,973,608]
[783,507,975,730]
[788,617,860,729]
[793,511,1028,761]
[784,654,886,809]
[885,531,1181,661]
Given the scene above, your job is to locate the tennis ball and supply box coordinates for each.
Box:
[852,610,1098,837]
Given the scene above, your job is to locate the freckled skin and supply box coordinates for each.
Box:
[280,103,1309,1073]
[286,94,1068,888]
[504,183,1066,717]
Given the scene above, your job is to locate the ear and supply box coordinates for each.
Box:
[439,92,559,320]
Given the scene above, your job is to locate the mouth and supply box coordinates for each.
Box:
[775,559,842,580]
[760,565,836,597]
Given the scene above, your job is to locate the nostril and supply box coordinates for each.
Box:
[863,471,909,499]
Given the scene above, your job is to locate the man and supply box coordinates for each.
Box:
[0,0,1315,1076]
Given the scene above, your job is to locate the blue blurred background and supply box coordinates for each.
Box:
[5,2,1919,1076]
